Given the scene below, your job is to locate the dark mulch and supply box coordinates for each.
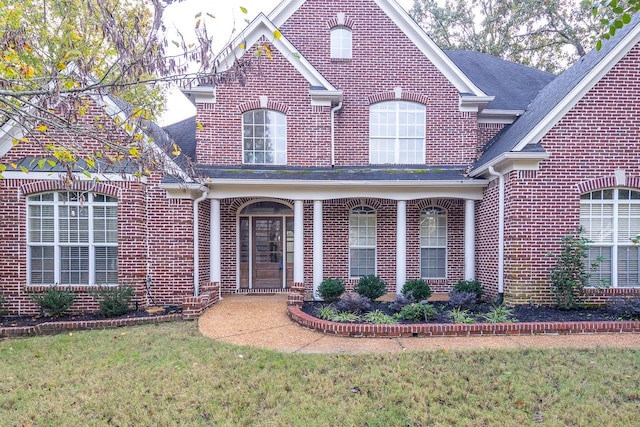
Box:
[301,300,637,324]
[0,305,182,328]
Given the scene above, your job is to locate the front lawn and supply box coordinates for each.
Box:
[1,322,639,426]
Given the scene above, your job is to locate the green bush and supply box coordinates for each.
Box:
[401,279,433,302]
[482,305,515,323]
[454,280,484,301]
[449,307,475,324]
[31,286,76,317]
[362,310,396,324]
[354,275,387,300]
[396,303,437,322]
[0,292,5,316]
[91,285,135,317]
[549,227,594,309]
[317,278,345,303]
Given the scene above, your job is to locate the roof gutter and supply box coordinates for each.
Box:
[488,166,505,304]
[330,101,343,167]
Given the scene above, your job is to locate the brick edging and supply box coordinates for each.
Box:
[0,314,184,338]
[287,306,640,337]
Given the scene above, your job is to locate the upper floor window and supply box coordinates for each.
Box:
[242,109,287,165]
[27,192,118,286]
[420,207,447,278]
[349,206,376,277]
[369,101,425,164]
[580,189,640,287]
[330,26,352,59]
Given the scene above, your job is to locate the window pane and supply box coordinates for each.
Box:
[28,205,54,243]
[370,101,425,164]
[350,248,375,277]
[420,207,447,278]
[60,246,89,285]
[95,246,118,285]
[331,27,352,58]
[618,246,640,287]
[243,110,286,165]
[587,246,611,287]
[30,246,55,284]
[421,248,446,278]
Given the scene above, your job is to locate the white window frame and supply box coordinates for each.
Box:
[242,109,287,165]
[27,192,118,286]
[330,26,352,59]
[369,101,426,165]
[580,188,640,288]
[420,207,447,279]
[349,206,376,278]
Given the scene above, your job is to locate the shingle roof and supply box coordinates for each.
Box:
[472,15,640,172]
[162,116,197,162]
[445,50,556,110]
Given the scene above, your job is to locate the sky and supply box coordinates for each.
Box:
[159,0,416,125]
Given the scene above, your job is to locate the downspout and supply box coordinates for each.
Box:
[330,102,343,167]
[488,166,505,304]
[193,187,209,297]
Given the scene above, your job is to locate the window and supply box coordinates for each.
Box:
[580,189,640,287]
[420,207,447,278]
[242,109,287,165]
[330,26,352,59]
[349,206,376,277]
[28,192,118,285]
[369,101,425,164]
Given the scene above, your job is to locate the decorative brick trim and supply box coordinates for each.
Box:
[367,91,429,105]
[287,306,640,337]
[229,198,294,215]
[19,180,121,198]
[576,176,616,194]
[0,314,183,338]
[182,282,221,320]
[287,282,305,306]
[237,99,290,114]
[345,198,382,210]
[326,15,355,29]
[415,198,457,211]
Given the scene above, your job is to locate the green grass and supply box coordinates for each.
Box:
[1,322,640,426]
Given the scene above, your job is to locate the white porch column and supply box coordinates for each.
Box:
[396,200,407,294]
[313,200,323,299]
[294,200,305,284]
[464,199,476,281]
[210,199,221,285]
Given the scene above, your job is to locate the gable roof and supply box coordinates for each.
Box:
[211,13,342,105]
[445,50,555,111]
[268,0,488,99]
[470,14,640,176]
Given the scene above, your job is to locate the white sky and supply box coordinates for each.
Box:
[159,0,415,125]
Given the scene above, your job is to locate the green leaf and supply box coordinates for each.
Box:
[273,30,282,40]
[37,159,46,169]
[81,169,91,178]
[623,13,632,24]
[195,12,202,18]
[596,40,603,51]
[240,6,248,14]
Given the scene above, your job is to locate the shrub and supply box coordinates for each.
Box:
[449,307,475,324]
[316,305,338,320]
[448,290,477,309]
[607,295,640,319]
[482,305,515,323]
[454,280,484,301]
[363,310,396,324]
[31,286,75,317]
[335,292,371,314]
[0,293,5,316]
[389,291,415,313]
[549,227,595,309]
[317,278,345,303]
[401,279,432,302]
[354,275,387,300]
[331,312,360,323]
[397,303,437,322]
[91,285,135,318]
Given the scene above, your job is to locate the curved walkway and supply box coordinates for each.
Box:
[198,294,640,354]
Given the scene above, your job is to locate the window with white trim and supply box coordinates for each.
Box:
[349,206,376,277]
[420,207,447,278]
[242,109,287,165]
[28,192,118,285]
[330,26,352,59]
[369,101,425,164]
[580,189,640,287]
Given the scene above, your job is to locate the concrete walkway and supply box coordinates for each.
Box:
[198,294,640,354]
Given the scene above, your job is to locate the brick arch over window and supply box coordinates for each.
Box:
[415,199,458,211]
[226,197,294,214]
[345,198,382,211]
[326,15,355,30]
[577,175,640,194]
[19,180,121,198]
[367,91,429,106]
[237,100,289,115]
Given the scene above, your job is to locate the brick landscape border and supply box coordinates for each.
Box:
[287,306,640,337]
[0,314,183,339]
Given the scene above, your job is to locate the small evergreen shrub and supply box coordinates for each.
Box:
[389,291,415,313]
[335,292,371,314]
[397,303,437,322]
[91,285,135,317]
[549,227,595,309]
[332,312,360,323]
[354,275,387,300]
[317,278,345,303]
[448,290,477,309]
[316,305,338,320]
[482,305,515,323]
[31,286,75,317]
[449,307,475,324]
[401,279,432,302]
[454,280,484,301]
[362,310,396,324]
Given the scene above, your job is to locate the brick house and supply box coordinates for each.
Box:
[1,0,640,316]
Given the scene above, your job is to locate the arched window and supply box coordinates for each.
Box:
[420,207,447,278]
[349,206,376,277]
[242,109,287,165]
[580,189,640,287]
[27,192,118,285]
[369,101,426,164]
[330,26,352,59]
